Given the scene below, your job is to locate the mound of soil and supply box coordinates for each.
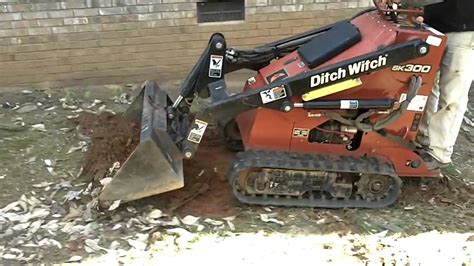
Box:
[73,112,140,182]
[154,129,237,217]
[74,112,237,217]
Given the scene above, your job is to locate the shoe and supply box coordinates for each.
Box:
[417,149,450,170]
[440,163,462,178]
[415,134,430,148]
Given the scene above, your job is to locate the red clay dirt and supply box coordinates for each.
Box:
[72,112,140,182]
[153,129,238,217]
[74,112,237,217]
[73,113,472,217]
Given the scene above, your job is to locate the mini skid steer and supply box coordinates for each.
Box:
[99,0,447,208]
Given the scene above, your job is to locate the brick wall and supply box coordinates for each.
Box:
[0,0,370,88]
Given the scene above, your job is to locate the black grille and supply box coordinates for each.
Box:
[197,1,245,23]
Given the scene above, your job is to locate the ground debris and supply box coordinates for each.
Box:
[166,227,196,247]
[33,181,54,188]
[99,177,112,187]
[180,215,200,226]
[31,123,46,132]
[112,93,132,104]
[85,99,103,109]
[259,213,285,226]
[204,218,224,226]
[63,190,83,203]
[0,123,25,132]
[463,116,474,127]
[43,159,55,175]
[67,255,82,262]
[66,141,88,154]
[127,233,148,251]
[84,239,107,253]
[108,200,121,211]
[15,104,37,114]
[38,238,62,249]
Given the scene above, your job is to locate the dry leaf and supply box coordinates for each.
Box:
[223,216,236,221]
[84,239,106,253]
[32,181,54,188]
[31,123,46,132]
[12,222,31,231]
[147,209,163,220]
[2,254,17,260]
[260,213,285,225]
[463,116,474,126]
[67,255,82,262]
[181,215,200,226]
[196,224,205,231]
[112,224,122,231]
[99,177,112,187]
[109,241,120,250]
[226,220,236,231]
[2,200,20,212]
[204,218,224,226]
[126,206,137,213]
[197,170,205,177]
[108,200,121,211]
[38,238,62,249]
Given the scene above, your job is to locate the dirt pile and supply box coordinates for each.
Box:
[153,129,237,217]
[73,112,237,216]
[73,112,140,182]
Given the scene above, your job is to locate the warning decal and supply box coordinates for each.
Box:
[209,55,223,78]
[260,86,287,104]
[293,128,309,138]
[400,93,428,112]
[187,119,208,144]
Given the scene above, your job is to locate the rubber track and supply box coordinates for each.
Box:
[228,150,403,208]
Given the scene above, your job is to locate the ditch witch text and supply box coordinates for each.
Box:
[310,54,388,87]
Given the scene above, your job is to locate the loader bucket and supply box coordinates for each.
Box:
[99,80,184,202]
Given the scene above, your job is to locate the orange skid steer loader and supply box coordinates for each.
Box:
[99,0,446,208]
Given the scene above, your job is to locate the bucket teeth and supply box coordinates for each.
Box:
[99,80,184,202]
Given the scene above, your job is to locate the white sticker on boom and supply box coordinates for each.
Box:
[187,119,208,144]
[400,93,428,112]
[260,86,287,104]
[426,35,442,47]
[209,55,223,78]
[340,100,358,109]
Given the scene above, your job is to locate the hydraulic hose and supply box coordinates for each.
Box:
[326,76,422,132]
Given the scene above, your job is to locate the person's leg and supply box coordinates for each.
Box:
[416,70,440,147]
[423,31,474,169]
